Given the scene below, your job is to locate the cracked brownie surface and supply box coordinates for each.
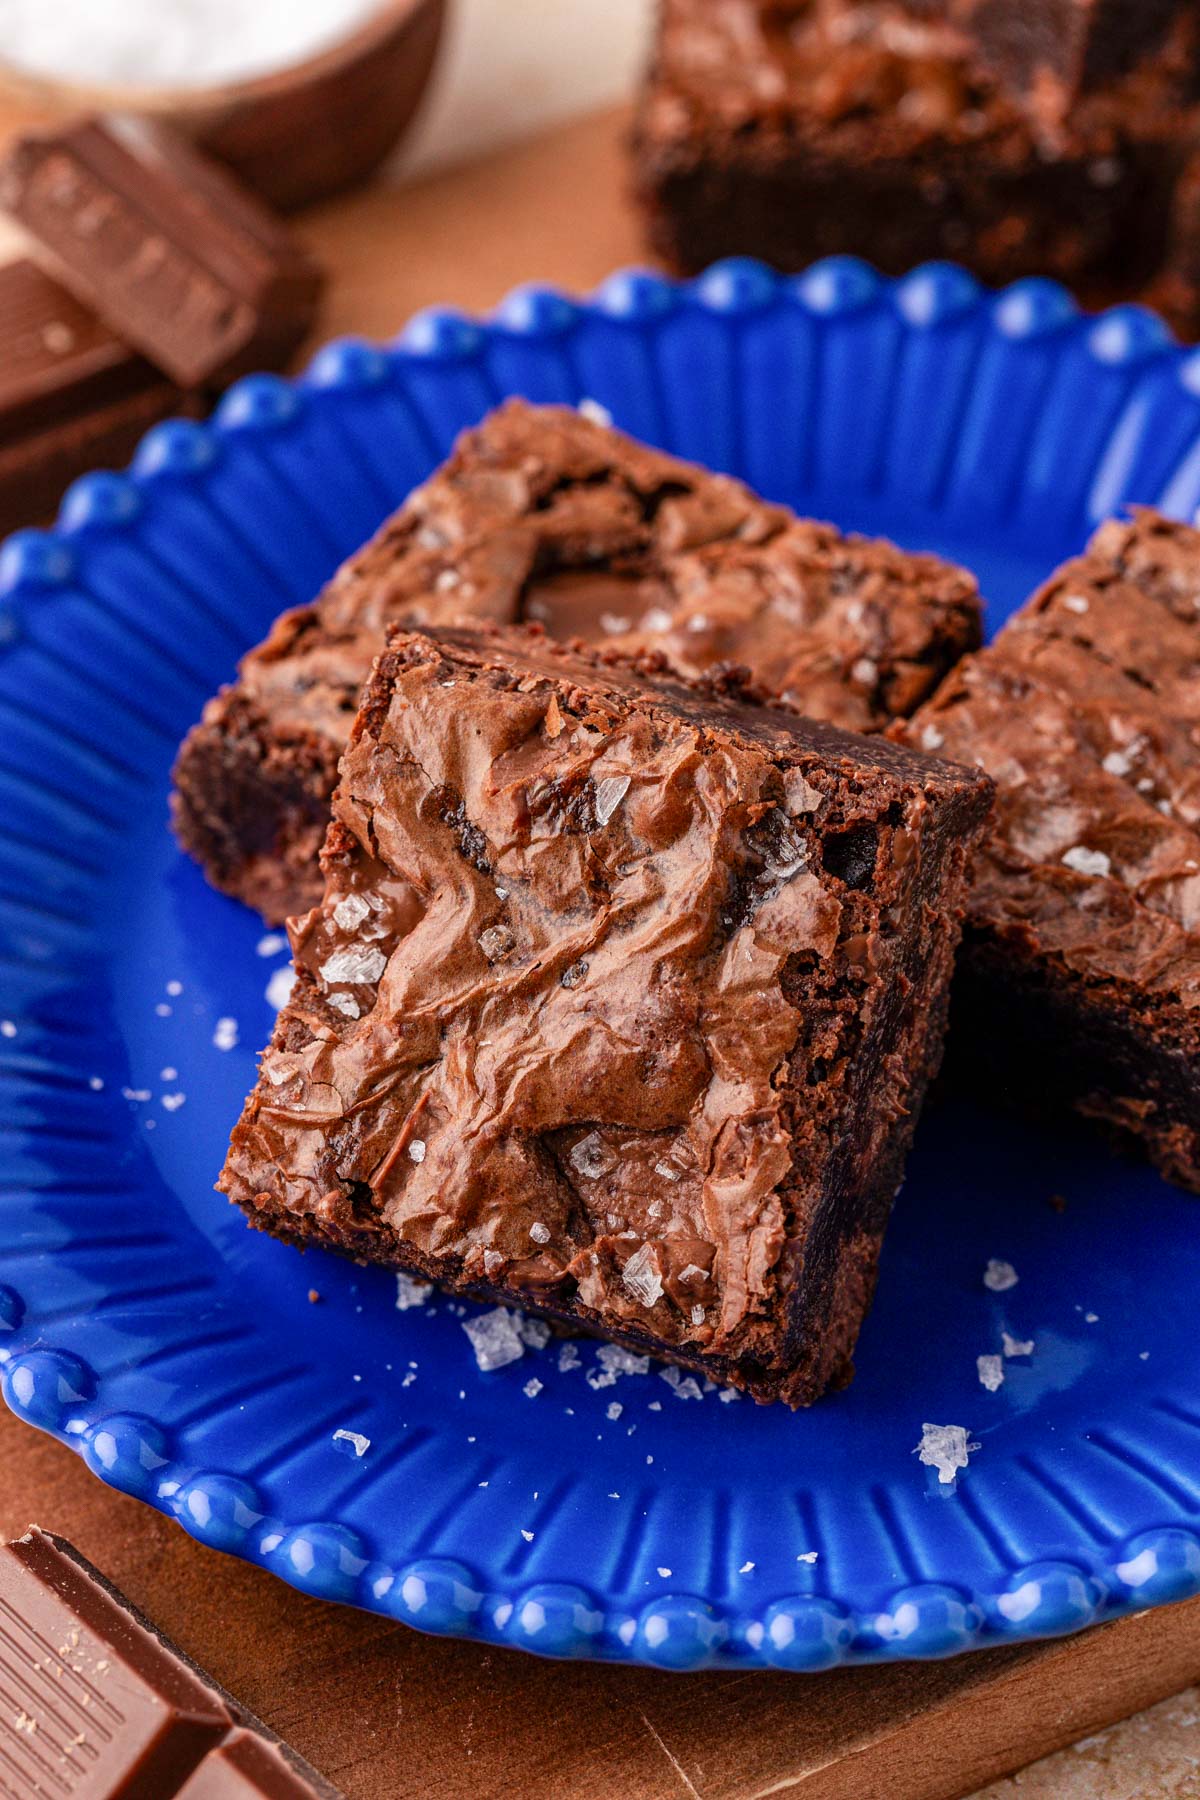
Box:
[172,399,981,921]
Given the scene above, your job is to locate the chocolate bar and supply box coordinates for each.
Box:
[0,257,190,530]
[0,1527,342,1798]
[1,116,324,389]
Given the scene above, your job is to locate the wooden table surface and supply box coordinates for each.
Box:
[2,104,1199,1800]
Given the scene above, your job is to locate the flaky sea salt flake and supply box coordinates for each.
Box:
[462,1307,525,1371]
[529,1220,550,1244]
[983,1258,1019,1292]
[265,967,295,1011]
[593,773,631,827]
[916,1422,976,1485]
[332,1429,370,1458]
[395,1273,431,1311]
[478,925,515,962]
[333,893,372,932]
[977,1353,1004,1392]
[321,945,386,987]
[212,1016,239,1051]
[570,1131,615,1181]
[256,932,287,957]
[1062,845,1111,879]
[1002,1332,1034,1358]
[577,397,612,428]
[516,1313,553,1350]
[622,1243,663,1308]
[586,1343,650,1389]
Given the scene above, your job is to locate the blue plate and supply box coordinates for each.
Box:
[3,258,1200,1672]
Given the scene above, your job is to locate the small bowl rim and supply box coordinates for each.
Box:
[0,0,439,118]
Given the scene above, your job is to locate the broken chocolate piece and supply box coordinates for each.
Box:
[0,257,189,530]
[0,1526,342,1798]
[1,116,323,388]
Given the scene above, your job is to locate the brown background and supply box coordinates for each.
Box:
[2,107,1200,1800]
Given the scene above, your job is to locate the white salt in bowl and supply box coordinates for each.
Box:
[0,0,447,209]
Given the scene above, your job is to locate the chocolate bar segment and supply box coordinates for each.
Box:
[176,1731,336,1799]
[0,1527,343,1798]
[0,258,189,530]
[1,116,323,389]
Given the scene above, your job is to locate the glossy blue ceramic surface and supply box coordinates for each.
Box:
[3,259,1200,1670]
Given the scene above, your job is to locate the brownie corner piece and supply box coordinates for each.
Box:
[220,625,991,1404]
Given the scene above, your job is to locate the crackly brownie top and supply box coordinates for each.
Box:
[222,625,988,1353]
[236,398,980,742]
[904,509,1200,1006]
[638,0,1189,154]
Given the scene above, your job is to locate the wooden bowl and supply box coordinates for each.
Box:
[0,0,447,211]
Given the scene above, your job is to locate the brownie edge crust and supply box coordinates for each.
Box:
[220,625,992,1405]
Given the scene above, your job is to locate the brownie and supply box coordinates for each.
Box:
[904,0,1188,115]
[899,510,1200,1192]
[632,0,1200,329]
[220,624,993,1406]
[173,399,982,922]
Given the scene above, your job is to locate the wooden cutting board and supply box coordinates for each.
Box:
[1,103,1198,1800]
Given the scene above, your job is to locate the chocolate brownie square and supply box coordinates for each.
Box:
[173,399,981,922]
[899,509,1200,1191]
[632,0,1196,320]
[220,624,992,1405]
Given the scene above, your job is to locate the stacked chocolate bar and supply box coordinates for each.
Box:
[0,116,322,531]
[632,0,1200,331]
